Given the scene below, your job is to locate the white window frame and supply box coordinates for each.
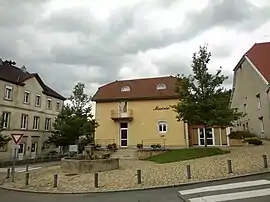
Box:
[121,86,130,92]
[33,116,40,130]
[198,128,215,146]
[23,91,30,104]
[257,94,261,110]
[158,121,167,134]
[4,85,13,100]
[2,112,10,129]
[156,83,167,90]
[259,117,264,133]
[21,114,28,130]
[35,94,41,107]
[45,118,51,131]
[47,98,52,109]
[56,101,61,111]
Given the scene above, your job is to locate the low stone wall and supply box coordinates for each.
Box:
[61,158,119,173]
[138,149,169,160]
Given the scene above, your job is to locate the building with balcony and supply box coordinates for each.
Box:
[92,76,229,148]
[0,59,65,160]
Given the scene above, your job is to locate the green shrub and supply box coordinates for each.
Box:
[107,143,117,151]
[94,144,101,150]
[228,131,256,139]
[150,144,162,149]
[137,143,143,149]
[245,137,263,145]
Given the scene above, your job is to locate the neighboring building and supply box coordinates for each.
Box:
[230,42,270,138]
[0,59,65,160]
[92,76,229,148]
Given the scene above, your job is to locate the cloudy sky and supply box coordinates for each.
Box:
[1,0,270,99]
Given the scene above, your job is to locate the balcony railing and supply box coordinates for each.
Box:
[110,109,134,121]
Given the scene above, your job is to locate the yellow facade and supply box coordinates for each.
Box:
[95,99,186,148]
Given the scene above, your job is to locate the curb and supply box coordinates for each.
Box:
[1,170,270,195]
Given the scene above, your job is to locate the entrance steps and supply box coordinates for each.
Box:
[111,148,138,160]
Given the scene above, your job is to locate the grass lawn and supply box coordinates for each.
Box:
[144,147,230,163]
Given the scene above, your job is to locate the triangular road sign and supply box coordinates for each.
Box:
[10,134,24,145]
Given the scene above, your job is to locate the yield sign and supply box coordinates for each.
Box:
[10,134,24,145]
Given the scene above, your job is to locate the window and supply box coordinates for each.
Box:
[246,122,249,131]
[35,95,41,106]
[4,86,13,100]
[33,116,40,130]
[21,114,28,129]
[47,98,52,109]
[45,118,51,131]
[259,117,264,133]
[2,112,10,128]
[156,83,166,90]
[23,91,30,104]
[243,104,247,114]
[256,94,261,110]
[158,121,167,133]
[0,142,7,152]
[121,86,130,92]
[56,101,61,111]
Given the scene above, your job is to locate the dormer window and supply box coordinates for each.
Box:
[121,86,130,92]
[156,83,166,90]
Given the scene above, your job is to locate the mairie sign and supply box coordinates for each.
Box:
[153,106,170,111]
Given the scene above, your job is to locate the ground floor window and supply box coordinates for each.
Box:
[158,121,167,133]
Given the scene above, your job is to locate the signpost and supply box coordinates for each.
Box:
[10,134,24,182]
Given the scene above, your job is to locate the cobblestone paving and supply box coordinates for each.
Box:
[2,144,270,193]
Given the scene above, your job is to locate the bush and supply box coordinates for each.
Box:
[107,143,117,151]
[94,144,101,150]
[228,131,256,139]
[150,144,162,149]
[137,143,143,149]
[245,137,263,145]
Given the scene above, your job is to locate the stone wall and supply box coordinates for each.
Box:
[61,158,119,173]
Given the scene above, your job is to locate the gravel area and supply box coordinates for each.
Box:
[2,143,270,193]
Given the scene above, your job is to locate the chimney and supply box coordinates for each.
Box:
[21,65,27,73]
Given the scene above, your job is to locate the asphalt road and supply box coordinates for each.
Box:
[1,171,270,202]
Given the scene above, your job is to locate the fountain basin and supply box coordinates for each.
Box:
[61,158,120,173]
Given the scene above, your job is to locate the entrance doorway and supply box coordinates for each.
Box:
[18,143,25,160]
[30,142,38,159]
[120,122,128,147]
[198,128,214,146]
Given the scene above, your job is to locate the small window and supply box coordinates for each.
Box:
[45,118,51,131]
[2,112,10,129]
[259,117,264,133]
[243,104,247,114]
[156,83,166,90]
[158,121,167,133]
[21,114,28,129]
[47,98,52,109]
[24,91,30,104]
[121,86,130,92]
[4,86,13,100]
[33,116,40,130]
[56,101,61,111]
[35,95,41,106]
[256,94,261,110]
[0,142,7,152]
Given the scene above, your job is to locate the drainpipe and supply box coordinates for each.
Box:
[183,122,189,148]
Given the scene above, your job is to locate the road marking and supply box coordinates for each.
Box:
[179,179,270,195]
[189,188,270,202]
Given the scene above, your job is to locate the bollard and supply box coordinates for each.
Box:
[53,174,58,188]
[263,155,268,168]
[26,164,29,172]
[25,172,29,185]
[137,169,142,184]
[94,173,99,188]
[6,168,10,179]
[227,159,233,174]
[186,165,191,179]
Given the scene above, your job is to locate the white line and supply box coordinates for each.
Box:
[189,188,270,202]
[17,167,41,173]
[179,180,270,195]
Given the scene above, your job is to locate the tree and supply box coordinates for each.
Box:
[171,45,242,147]
[4,60,16,65]
[49,83,99,152]
[0,116,11,149]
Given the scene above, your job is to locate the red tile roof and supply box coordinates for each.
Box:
[92,76,179,102]
[246,42,270,82]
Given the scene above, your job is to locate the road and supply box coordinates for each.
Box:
[1,170,270,202]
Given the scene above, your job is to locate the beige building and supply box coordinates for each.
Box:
[230,42,270,138]
[0,59,65,160]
